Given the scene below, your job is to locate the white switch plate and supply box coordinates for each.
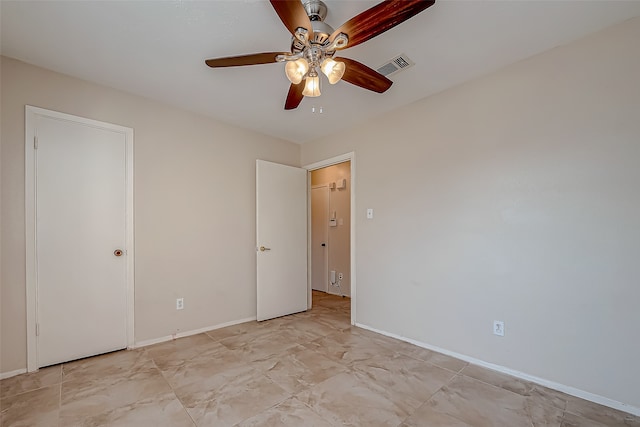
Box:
[176,298,184,310]
[493,320,504,336]
[366,208,374,219]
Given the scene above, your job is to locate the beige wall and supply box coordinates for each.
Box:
[301,18,640,409]
[0,57,300,373]
[311,162,351,297]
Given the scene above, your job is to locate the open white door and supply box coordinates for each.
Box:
[256,160,307,321]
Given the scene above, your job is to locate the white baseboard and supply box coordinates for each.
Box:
[355,322,640,417]
[133,316,256,348]
[0,368,27,380]
[1,318,257,379]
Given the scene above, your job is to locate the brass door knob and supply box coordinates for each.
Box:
[114,249,124,257]
[259,246,271,252]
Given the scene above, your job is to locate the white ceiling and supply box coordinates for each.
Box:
[2,1,640,144]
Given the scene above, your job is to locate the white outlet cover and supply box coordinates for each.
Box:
[493,320,505,336]
[366,208,374,219]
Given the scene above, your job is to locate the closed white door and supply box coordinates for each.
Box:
[256,160,307,321]
[311,186,329,292]
[36,114,128,367]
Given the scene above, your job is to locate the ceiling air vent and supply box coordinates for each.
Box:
[376,54,415,77]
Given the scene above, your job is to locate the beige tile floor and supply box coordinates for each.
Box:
[1,291,639,426]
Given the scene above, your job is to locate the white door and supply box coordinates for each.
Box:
[311,186,329,292]
[256,160,308,321]
[36,113,129,367]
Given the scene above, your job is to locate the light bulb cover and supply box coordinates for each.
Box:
[321,59,346,84]
[302,75,321,97]
[285,59,309,84]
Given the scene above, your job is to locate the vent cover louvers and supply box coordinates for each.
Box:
[376,54,415,77]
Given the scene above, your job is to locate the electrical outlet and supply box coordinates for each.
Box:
[338,273,344,280]
[176,298,184,310]
[493,320,504,336]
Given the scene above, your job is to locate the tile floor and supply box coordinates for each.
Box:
[1,291,639,426]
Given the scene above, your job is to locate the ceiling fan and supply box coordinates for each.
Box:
[205,0,435,110]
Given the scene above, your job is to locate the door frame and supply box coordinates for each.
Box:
[24,106,135,372]
[304,152,355,326]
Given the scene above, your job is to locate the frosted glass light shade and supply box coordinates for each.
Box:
[302,75,321,97]
[285,59,309,84]
[321,59,345,84]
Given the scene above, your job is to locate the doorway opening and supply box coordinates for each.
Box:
[308,159,352,321]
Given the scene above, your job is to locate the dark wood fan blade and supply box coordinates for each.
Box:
[337,57,393,93]
[330,0,435,50]
[285,82,305,110]
[205,52,287,68]
[270,0,313,37]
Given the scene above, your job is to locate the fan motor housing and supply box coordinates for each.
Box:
[311,20,334,44]
[292,0,334,51]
